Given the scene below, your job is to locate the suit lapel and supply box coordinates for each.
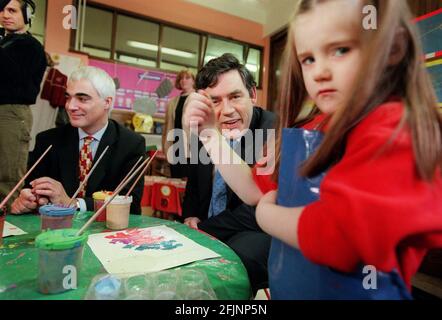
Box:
[87,121,117,194]
[59,126,80,197]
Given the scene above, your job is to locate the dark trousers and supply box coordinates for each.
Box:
[198,204,271,295]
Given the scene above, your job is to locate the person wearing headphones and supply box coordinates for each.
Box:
[0,0,46,210]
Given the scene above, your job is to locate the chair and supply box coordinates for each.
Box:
[150,182,182,218]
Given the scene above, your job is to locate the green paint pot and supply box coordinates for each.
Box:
[35,229,88,294]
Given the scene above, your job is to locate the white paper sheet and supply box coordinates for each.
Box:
[87,225,220,274]
[2,222,27,237]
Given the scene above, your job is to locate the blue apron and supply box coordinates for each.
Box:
[269,128,412,300]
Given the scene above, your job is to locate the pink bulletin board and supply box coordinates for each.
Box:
[89,59,181,114]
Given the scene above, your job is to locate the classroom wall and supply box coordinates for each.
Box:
[44,0,269,107]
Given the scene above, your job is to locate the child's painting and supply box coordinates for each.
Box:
[87,225,220,274]
[2,222,27,238]
[426,59,442,108]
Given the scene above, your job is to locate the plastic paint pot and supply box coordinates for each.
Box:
[35,228,88,294]
[105,195,132,230]
[93,275,122,300]
[92,191,112,222]
[39,204,76,231]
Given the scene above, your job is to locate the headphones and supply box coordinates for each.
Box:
[21,0,36,26]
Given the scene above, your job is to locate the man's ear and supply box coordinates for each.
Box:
[388,28,408,66]
[250,87,257,105]
[103,97,113,111]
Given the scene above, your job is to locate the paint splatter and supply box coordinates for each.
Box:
[105,228,183,251]
[6,252,25,265]
[0,284,17,293]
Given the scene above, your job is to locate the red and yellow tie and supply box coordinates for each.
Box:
[78,136,94,198]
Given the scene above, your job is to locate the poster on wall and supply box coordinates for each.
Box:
[426,59,442,108]
[415,8,442,109]
[415,8,442,60]
[89,59,181,115]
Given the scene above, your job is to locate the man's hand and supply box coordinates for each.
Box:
[182,90,217,136]
[184,217,201,229]
[11,188,48,214]
[30,177,71,206]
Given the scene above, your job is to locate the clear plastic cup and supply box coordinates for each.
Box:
[184,289,216,300]
[35,228,88,294]
[153,270,181,300]
[179,269,206,292]
[106,195,132,230]
[93,191,112,222]
[39,204,76,230]
[124,274,154,299]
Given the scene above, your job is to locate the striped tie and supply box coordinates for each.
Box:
[78,136,94,198]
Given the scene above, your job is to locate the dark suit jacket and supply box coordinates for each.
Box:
[182,106,276,221]
[26,119,146,214]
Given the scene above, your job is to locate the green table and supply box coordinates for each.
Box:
[0,213,251,300]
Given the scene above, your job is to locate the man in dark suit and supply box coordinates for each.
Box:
[11,66,145,214]
[179,54,276,295]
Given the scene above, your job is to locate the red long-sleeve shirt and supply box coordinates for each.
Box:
[253,101,442,288]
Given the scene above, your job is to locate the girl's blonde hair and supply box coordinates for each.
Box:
[273,0,442,181]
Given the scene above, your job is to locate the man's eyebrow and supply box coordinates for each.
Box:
[229,90,243,96]
[65,92,92,98]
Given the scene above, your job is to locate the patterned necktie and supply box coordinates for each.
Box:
[78,136,94,198]
[208,139,237,218]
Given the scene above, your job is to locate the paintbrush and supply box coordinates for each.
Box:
[0,145,53,210]
[67,145,110,207]
[76,156,152,236]
[114,155,144,193]
[125,151,158,198]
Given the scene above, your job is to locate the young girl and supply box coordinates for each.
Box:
[254,0,442,299]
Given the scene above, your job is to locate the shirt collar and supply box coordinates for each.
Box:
[78,122,109,142]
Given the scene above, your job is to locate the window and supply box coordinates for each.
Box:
[115,14,159,67]
[161,26,199,74]
[204,37,261,85]
[205,37,244,64]
[82,6,113,59]
[73,3,263,87]
[29,0,47,44]
[245,47,262,86]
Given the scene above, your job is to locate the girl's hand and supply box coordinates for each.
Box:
[256,189,303,249]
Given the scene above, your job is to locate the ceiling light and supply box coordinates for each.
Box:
[246,64,258,72]
[127,40,195,59]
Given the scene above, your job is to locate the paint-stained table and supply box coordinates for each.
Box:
[0,213,251,300]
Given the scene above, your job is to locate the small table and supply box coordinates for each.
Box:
[0,213,251,300]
